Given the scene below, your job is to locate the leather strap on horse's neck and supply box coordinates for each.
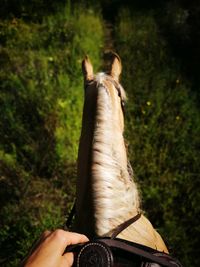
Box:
[65,201,76,229]
[111,213,141,239]
[101,239,177,267]
[65,201,141,239]
[65,201,141,238]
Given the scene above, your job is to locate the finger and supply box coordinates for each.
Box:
[32,230,52,251]
[41,230,52,239]
[63,231,89,246]
[51,230,88,247]
[48,230,89,255]
[61,252,74,267]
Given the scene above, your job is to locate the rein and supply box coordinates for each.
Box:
[111,213,141,239]
[65,202,141,239]
[65,209,182,266]
[65,201,76,229]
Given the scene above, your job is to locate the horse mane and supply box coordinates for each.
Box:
[95,73,134,178]
[85,73,140,235]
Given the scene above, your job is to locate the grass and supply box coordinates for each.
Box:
[115,8,200,266]
[0,4,103,266]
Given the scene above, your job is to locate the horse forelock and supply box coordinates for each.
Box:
[84,73,126,103]
[96,72,127,102]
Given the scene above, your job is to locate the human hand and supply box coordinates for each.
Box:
[21,230,89,267]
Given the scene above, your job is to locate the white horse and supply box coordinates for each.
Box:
[74,52,168,253]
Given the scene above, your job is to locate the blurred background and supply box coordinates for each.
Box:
[0,0,199,266]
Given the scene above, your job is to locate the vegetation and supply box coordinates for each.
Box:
[0,1,199,266]
[0,3,103,266]
[115,7,200,266]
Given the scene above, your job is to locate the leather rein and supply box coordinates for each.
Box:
[65,201,141,239]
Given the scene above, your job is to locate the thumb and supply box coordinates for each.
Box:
[60,252,74,267]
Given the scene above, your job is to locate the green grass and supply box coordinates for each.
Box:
[115,8,200,266]
[0,4,103,266]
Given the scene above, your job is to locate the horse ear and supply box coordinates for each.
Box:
[108,52,122,81]
[82,56,93,81]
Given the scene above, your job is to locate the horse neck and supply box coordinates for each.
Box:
[75,84,140,237]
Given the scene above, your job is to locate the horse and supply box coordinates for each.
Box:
[74,52,168,253]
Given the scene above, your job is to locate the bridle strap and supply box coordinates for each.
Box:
[100,239,177,267]
[111,213,141,239]
[65,201,76,229]
[65,208,179,266]
[65,201,141,237]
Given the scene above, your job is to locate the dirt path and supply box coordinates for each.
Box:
[103,21,115,51]
[102,19,117,72]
